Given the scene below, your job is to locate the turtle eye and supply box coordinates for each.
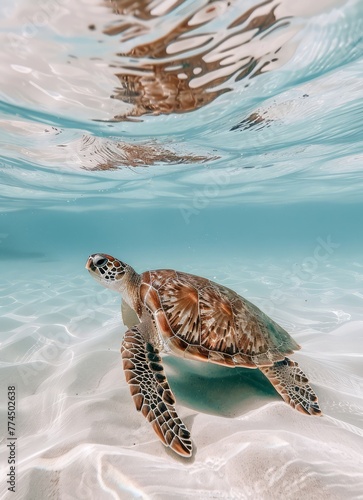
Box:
[93,256,108,268]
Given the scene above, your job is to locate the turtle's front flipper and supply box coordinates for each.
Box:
[260,357,322,416]
[121,326,192,457]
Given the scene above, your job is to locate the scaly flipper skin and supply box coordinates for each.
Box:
[260,358,321,416]
[121,326,193,456]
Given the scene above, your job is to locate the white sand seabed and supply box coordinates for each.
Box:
[0,265,363,500]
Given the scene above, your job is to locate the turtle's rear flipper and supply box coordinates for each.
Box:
[260,357,322,416]
[121,326,193,457]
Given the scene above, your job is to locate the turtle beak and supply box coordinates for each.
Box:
[85,256,93,270]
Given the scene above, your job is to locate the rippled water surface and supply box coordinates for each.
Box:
[1,0,363,499]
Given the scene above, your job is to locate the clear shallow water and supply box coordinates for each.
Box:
[0,0,363,499]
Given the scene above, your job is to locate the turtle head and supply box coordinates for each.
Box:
[86,253,129,291]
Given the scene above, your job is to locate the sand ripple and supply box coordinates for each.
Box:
[1,259,362,499]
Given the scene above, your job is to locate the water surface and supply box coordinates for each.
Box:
[1,0,363,498]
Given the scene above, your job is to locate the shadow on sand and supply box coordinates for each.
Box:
[164,356,278,418]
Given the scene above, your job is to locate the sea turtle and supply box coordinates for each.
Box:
[86,253,321,457]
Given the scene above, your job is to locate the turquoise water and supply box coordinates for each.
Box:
[1,0,363,498]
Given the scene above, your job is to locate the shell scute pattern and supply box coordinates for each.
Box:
[241,297,300,356]
[199,285,240,355]
[142,269,178,290]
[159,279,201,345]
[141,270,300,367]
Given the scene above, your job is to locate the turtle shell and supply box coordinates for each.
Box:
[139,270,300,368]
